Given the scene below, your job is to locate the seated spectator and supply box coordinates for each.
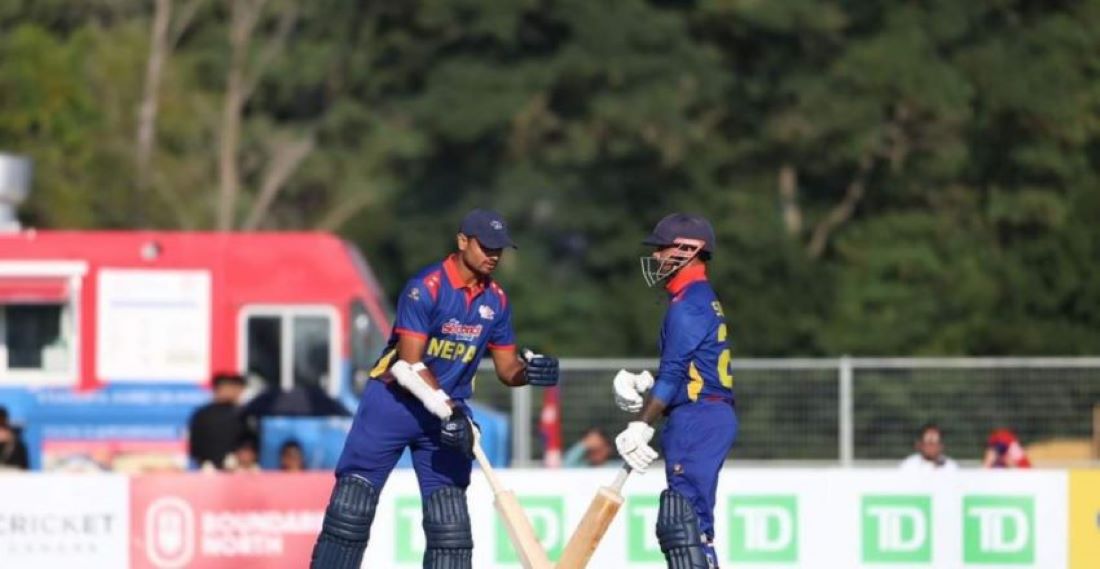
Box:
[563,428,618,467]
[983,428,1032,468]
[188,372,248,470]
[899,423,958,471]
[0,406,29,470]
[280,439,306,472]
[228,435,261,473]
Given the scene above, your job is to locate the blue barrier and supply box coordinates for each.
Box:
[259,401,511,469]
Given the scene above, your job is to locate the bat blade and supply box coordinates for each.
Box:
[557,486,625,569]
[494,489,554,569]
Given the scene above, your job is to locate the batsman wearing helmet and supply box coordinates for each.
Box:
[310,208,560,569]
[613,213,738,568]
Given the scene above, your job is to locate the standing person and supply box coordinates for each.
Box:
[310,208,559,569]
[187,372,248,470]
[899,423,959,471]
[983,428,1032,468]
[613,213,737,568]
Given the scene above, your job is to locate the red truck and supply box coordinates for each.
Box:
[0,230,392,470]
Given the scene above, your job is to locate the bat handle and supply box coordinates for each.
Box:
[610,465,631,492]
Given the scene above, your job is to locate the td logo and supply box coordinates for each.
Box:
[394,496,424,564]
[861,496,932,563]
[964,496,1034,564]
[728,495,798,563]
[627,496,663,562]
[496,496,564,564]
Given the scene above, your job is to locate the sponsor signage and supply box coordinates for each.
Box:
[729,495,799,563]
[495,496,564,563]
[130,473,331,569]
[1069,471,1100,569]
[964,496,1035,564]
[365,469,1071,568]
[862,495,932,563]
[627,495,663,563]
[0,475,129,568]
[0,469,1084,568]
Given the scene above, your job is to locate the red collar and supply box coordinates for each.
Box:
[443,255,487,296]
[665,264,707,296]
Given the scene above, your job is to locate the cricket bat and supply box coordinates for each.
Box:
[556,466,632,569]
[472,431,553,569]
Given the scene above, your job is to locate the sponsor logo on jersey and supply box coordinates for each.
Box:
[441,319,483,341]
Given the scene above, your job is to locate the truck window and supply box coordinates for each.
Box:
[350,298,387,396]
[292,315,330,389]
[0,267,84,383]
[246,315,282,391]
[241,307,337,393]
[2,304,69,372]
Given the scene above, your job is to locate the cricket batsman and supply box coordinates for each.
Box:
[310,208,559,568]
[613,213,738,568]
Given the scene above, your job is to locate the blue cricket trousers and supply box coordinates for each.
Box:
[335,379,471,497]
[661,398,738,539]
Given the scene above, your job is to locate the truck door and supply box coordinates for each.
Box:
[239,306,338,395]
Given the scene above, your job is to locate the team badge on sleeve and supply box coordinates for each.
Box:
[479,305,496,321]
[408,288,421,301]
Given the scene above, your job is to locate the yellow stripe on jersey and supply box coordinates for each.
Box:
[369,348,398,378]
[687,362,704,401]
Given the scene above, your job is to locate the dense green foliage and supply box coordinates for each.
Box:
[3,0,1099,357]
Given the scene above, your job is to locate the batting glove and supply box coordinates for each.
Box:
[615,421,657,473]
[612,369,654,413]
[440,407,479,459]
[522,349,559,386]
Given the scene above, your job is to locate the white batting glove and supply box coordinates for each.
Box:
[612,369,655,413]
[615,421,657,473]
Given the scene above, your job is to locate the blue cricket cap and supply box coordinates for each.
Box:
[459,208,517,250]
[642,213,715,254]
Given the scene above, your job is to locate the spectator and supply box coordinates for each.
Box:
[983,428,1032,468]
[280,439,306,472]
[899,423,958,471]
[563,428,618,467]
[188,372,249,470]
[0,406,29,470]
[228,435,261,473]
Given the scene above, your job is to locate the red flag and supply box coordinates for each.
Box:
[539,386,562,468]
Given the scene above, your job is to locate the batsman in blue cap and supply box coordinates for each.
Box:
[614,213,738,568]
[311,208,559,569]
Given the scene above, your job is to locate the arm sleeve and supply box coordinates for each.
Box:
[187,411,202,462]
[393,279,434,339]
[562,441,588,467]
[650,304,709,405]
[488,303,516,350]
[13,440,29,469]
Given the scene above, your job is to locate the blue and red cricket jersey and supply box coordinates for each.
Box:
[650,264,736,408]
[369,254,516,400]
[335,255,515,494]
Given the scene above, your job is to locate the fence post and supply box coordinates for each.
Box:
[840,356,854,467]
[511,385,533,467]
[1093,404,1100,460]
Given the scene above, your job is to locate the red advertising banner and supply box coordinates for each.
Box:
[131,473,333,569]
